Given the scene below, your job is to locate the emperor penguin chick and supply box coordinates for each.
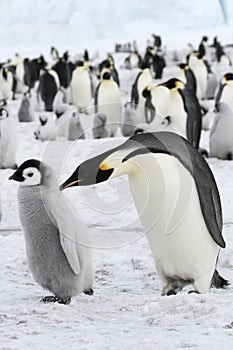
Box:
[9,159,93,304]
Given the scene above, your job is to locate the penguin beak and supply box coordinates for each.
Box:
[9,169,24,182]
[60,179,82,190]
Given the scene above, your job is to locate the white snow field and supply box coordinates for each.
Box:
[1,1,233,349]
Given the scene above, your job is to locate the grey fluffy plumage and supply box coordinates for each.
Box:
[92,113,108,139]
[18,95,34,122]
[11,160,93,303]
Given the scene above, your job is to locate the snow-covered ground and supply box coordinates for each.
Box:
[1,14,233,349]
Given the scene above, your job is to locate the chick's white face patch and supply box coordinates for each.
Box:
[21,167,41,186]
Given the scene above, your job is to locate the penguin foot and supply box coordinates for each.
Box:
[56,296,71,305]
[166,289,176,296]
[188,290,200,294]
[84,288,94,295]
[41,295,71,305]
[41,295,57,303]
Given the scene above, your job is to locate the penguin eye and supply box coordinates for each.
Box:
[27,172,33,177]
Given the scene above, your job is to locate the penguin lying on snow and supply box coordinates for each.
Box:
[61,131,229,295]
[9,159,93,304]
[209,102,233,160]
[34,113,57,141]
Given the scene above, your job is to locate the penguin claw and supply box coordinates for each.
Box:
[83,288,94,295]
[41,295,57,303]
[41,295,71,305]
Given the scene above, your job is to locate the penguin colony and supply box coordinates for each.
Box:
[0,33,232,303]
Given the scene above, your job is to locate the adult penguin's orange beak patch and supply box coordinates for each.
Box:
[99,163,112,171]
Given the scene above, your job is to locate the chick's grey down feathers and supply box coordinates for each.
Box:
[16,160,93,299]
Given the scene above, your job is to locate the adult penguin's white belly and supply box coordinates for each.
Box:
[127,153,219,292]
[71,69,91,112]
[221,87,233,111]
[98,82,121,137]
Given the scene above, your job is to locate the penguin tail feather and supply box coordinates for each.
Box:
[211,269,230,289]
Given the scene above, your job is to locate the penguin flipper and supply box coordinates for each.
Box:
[47,192,81,275]
[94,83,101,114]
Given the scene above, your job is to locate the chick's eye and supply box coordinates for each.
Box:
[28,173,33,177]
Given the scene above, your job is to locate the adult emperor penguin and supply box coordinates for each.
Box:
[147,78,202,149]
[177,63,196,94]
[9,159,93,304]
[215,73,233,111]
[188,53,208,100]
[94,71,121,137]
[60,131,228,295]
[0,103,17,169]
[71,61,92,114]
[209,102,233,160]
[131,65,153,123]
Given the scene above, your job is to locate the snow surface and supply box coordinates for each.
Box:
[1,2,233,348]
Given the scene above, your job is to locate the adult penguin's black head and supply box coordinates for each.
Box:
[102,72,111,80]
[159,78,184,90]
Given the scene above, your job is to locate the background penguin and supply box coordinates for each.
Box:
[131,65,153,123]
[209,102,233,160]
[124,52,142,69]
[34,113,57,141]
[152,54,166,79]
[70,61,92,114]
[92,113,108,139]
[18,92,34,122]
[215,73,233,111]
[0,66,14,100]
[215,41,232,68]
[121,102,138,137]
[15,53,28,93]
[97,56,120,86]
[206,73,219,100]
[94,71,121,137]
[9,159,93,304]
[0,103,17,169]
[198,36,208,57]
[38,69,60,112]
[188,52,208,100]
[177,63,196,94]
[153,78,202,148]
[60,131,228,295]
[66,112,85,141]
